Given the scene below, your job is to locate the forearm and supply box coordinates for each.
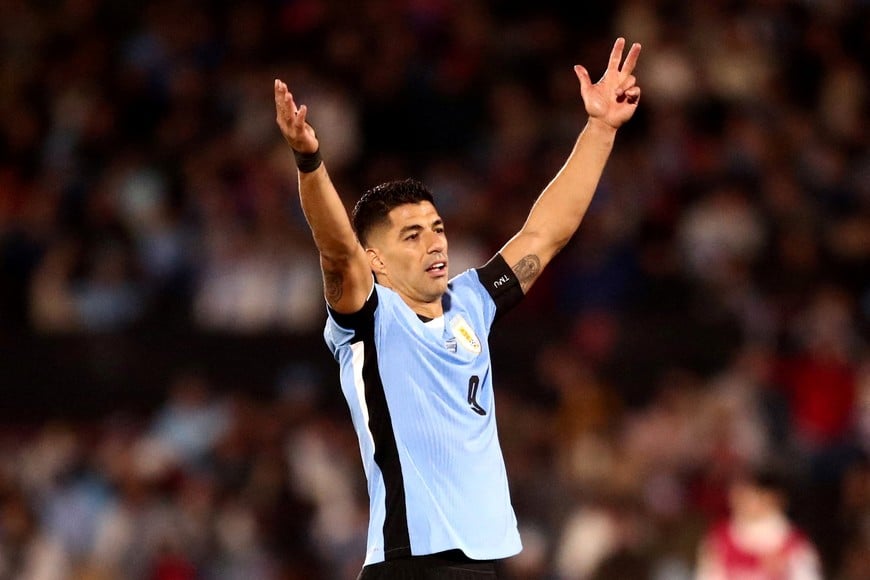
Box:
[297,164,360,262]
[274,79,372,311]
[523,118,616,251]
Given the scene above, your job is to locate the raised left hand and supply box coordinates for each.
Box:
[574,38,642,129]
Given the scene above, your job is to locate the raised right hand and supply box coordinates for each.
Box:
[274,79,319,153]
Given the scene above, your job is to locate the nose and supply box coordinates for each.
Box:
[426,230,446,255]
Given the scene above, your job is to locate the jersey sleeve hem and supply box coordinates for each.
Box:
[327,283,378,330]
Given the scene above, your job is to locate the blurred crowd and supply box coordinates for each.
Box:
[1,0,868,578]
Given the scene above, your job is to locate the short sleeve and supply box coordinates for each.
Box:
[327,284,379,331]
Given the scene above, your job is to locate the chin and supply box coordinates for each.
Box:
[423,281,448,301]
[435,276,449,291]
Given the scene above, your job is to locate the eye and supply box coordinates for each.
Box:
[434,226,445,234]
[405,233,419,241]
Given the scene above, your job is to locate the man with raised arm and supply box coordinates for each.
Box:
[275,38,642,580]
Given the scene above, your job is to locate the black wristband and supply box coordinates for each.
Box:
[293,148,322,173]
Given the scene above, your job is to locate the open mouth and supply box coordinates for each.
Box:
[426,262,447,274]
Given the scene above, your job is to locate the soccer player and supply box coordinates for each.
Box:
[695,467,822,580]
[275,37,642,579]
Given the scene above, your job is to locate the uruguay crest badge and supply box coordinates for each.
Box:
[449,315,481,355]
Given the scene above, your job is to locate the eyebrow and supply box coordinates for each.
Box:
[398,219,443,238]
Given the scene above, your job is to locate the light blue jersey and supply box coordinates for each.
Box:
[324,254,524,565]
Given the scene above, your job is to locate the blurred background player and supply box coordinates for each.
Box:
[696,467,822,580]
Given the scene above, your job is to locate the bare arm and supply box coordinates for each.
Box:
[499,38,642,292]
[274,80,372,313]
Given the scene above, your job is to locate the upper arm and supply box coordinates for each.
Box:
[497,230,556,295]
[295,165,374,314]
[321,243,374,314]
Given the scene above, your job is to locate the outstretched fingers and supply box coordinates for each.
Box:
[620,42,642,77]
[274,79,301,120]
[274,78,319,152]
[274,80,289,120]
[607,37,626,74]
[275,79,289,108]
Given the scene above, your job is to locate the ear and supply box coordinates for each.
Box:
[366,248,386,276]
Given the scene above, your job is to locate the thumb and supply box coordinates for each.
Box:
[574,65,592,96]
[295,103,308,125]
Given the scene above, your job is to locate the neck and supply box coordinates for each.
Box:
[376,275,443,318]
[395,287,443,318]
[408,299,443,319]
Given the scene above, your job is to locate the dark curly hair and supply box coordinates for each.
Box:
[351,179,436,245]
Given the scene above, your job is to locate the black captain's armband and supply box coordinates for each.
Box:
[476,253,524,320]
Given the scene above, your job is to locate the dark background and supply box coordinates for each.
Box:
[1,0,868,578]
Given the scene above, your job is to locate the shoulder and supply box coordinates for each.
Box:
[446,268,491,310]
[448,268,483,291]
[327,283,383,332]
